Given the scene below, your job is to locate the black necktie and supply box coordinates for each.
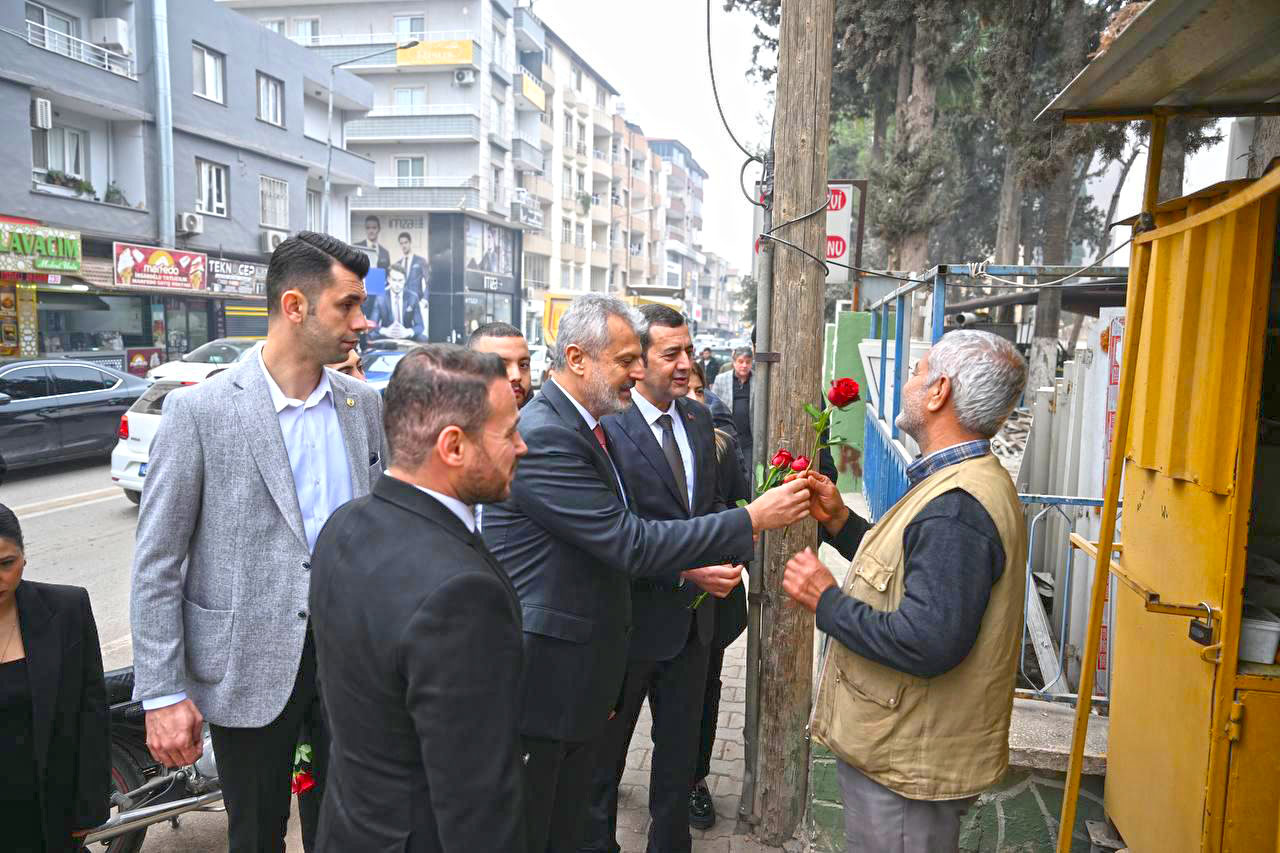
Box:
[656,414,690,513]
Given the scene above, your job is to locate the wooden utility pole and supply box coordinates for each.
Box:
[754,0,835,843]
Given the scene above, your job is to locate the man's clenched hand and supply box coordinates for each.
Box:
[782,548,837,613]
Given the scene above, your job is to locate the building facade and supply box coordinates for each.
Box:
[226,0,549,343]
[0,0,373,369]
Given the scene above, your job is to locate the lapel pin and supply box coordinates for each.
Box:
[346,397,355,408]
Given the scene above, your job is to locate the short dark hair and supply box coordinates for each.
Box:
[732,346,753,361]
[468,322,524,347]
[637,304,686,352]
[265,231,371,317]
[398,231,412,242]
[364,215,381,228]
[0,503,22,551]
[383,344,507,469]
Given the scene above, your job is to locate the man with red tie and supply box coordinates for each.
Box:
[480,294,811,852]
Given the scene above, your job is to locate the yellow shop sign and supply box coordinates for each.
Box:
[397,39,474,66]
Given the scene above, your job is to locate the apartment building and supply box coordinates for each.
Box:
[225,0,549,342]
[1,0,373,368]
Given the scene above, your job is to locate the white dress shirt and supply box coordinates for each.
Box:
[629,388,695,509]
[546,378,626,504]
[412,484,478,533]
[144,354,356,712]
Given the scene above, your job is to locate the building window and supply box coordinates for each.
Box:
[576,171,585,193]
[572,66,583,91]
[394,15,424,40]
[261,19,284,34]
[524,254,548,290]
[560,263,570,289]
[490,96,505,136]
[192,43,225,103]
[394,157,425,186]
[561,167,572,200]
[306,188,322,231]
[259,176,289,228]
[491,166,504,203]
[32,126,88,180]
[574,265,583,288]
[577,122,586,153]
[563,114,572,147]
[256,73,284,126]
[561,218,572,245]
[545,42,554,65]
[292,18,320,45]
[393,87,426,112]
[492,27,507,70]
[596,87,606,108]
[574,223,585,248]
[24,3,78,52]
[196,159,228,217]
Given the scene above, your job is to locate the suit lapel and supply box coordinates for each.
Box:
[676,397,709,510]
[18,583,57,779]
[617,403,687,513]
[231,360,308,550]
[328,371,369,497]
[541,381,623,501]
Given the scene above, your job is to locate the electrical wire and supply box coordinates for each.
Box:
[707,0,761,165]
[766,195,831,235]
[740,158,765,209]
[972,237,1134,287]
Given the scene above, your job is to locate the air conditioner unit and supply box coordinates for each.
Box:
[454,69,477,86]
[30,98,52,131]
[260,229,288,253]
[176,212,205,236]
[90,18,130,54]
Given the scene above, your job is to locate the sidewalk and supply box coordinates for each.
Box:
[615,495,865,853]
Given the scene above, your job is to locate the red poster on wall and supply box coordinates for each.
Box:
[113,242,207,291]
[126,347,165,377]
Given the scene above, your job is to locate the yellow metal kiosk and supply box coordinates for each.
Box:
[1038,1,1280,849]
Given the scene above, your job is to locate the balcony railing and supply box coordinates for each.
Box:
[289,30,474,47]
[374,176,479,189]
[367,103,480,117]
[25,20,136,79]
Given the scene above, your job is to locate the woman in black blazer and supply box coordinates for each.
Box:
[0,502,110,852]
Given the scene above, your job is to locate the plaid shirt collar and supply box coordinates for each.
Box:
[905,439,991,486]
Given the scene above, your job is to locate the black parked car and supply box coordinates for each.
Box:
[0,359,150,472]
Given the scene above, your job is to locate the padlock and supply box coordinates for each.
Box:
[1188,602,1214,646]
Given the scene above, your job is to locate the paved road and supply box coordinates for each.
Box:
[3,458,304,851]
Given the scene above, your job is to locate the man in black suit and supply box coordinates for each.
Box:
[696,347,722,383]
[309,345,528,852]
[481,294,811,853]
[353,215,391,271]
[370,265,426,342]
[581,305,741,853]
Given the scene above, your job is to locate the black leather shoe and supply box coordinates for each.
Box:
[689,779,716,830]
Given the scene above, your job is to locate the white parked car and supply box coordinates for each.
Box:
[147,337,260,383]
[529,344,548,389]
[110,380,186,504]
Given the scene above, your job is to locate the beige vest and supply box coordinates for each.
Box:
[810,453,1027,800]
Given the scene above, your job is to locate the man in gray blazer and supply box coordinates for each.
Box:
[130,232,386,852]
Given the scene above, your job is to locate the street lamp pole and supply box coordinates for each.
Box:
[323,40,419,236]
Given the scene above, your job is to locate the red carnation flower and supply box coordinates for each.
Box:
[827,378,860,408]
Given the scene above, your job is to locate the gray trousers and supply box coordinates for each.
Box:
[836,760,976,853]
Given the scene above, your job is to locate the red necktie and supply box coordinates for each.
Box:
[592,424,608,451]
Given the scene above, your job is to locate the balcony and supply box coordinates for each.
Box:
[488,185,509,216]
[345,107,481,142]
[514,66,547,112]
[573,140,589,167]
[690,213,703,230]
[513,134,544,172]
[525,231,552,256]
[592,107,611,135]
[629,254,647,275]
[354,176,480,211]
[611,246,627,266]
[490,62,512,85]
[303,32,481,71]
[25,20,135,78]
[631,179,648,201]
[514,8,546,52]
[574,243,588,265]
[561,86,576,107]
[591,246,609,268]
[612,159,629,181]
[488,127,511,150]
[611,200,625,222]
[667,224,687,243]
[592,149,611,178]
[541,121,556,146]
[574,97,590,117]
[589,195,609,224]
[667,195,686,216]
[524,175,554,202]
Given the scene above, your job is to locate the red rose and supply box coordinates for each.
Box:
[827,378,860,408]
[790,455,811,472]
[771,449,793,469]
[291,770,316,795]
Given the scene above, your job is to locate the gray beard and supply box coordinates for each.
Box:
[585,369,629,418]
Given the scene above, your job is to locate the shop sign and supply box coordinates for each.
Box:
[0,222,81,274]
[113,242,207,291]
[126,346,165,377]
[208,258,268,296]
[0,282,18,357]
[397,38,474,67]
[825,181,854,285]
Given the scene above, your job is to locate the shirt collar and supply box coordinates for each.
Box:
[629,387,675,426]
[411,484,477,533]
[905,438,992,485]
[259,349,332,414]
[547,377,600,431]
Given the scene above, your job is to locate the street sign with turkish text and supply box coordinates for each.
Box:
[825,182,854,284]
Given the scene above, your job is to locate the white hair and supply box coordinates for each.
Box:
[926,330,1027,437]
[550,293,645,370]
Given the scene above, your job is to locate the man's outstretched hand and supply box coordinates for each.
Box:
[782,547,837,613]
[784,470,849,537]
[745,478,811,533]
[682,564,745,599]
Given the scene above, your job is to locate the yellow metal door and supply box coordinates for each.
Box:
[1103,182,1279,853]
[1222,691,1280,852]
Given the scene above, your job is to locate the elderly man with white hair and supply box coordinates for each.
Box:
[783,329,1029,853]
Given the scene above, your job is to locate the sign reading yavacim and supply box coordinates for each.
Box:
[0,222,81,274]
[113,242,207,291]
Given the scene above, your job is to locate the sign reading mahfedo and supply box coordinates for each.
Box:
[113,242,207,291]
[0,222,81,274]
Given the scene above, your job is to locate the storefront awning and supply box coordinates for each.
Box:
[1038,0,1280,123]
[33,291,111,311]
